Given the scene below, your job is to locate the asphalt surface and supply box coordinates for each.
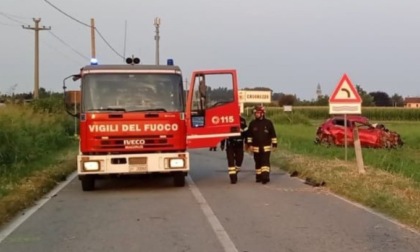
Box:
[0,149,419,252]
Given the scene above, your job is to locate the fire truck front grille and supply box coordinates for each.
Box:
[94,135,175,149]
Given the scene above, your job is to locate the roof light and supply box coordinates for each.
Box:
[126,56,140,65]
[167,59,174,66]
[90,58,98,65]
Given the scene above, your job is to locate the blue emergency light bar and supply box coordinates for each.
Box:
[90,58,98,65]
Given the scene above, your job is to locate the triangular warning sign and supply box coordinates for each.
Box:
[329,73,362,103]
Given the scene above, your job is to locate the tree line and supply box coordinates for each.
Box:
[209,86,405,107]
[1,86,406,107]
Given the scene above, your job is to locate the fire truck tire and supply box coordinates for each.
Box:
[81,175,95,191]
[173,172,186,187]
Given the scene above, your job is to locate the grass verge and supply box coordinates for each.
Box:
[0,145,77,228]
[271,150,420,231]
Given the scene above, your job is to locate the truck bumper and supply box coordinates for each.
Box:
[77,152,189,175]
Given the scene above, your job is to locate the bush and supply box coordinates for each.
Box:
[0,104,74,176]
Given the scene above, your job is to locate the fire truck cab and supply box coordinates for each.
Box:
[64,58,241,191]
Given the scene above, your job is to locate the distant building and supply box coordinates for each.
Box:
[316,83,322,99]
[404,97,420,108]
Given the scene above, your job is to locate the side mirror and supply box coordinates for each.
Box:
[72,75,81,81]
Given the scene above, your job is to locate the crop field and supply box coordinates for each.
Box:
[276,120,420,183]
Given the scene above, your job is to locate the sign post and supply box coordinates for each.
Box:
[329,74,362,161]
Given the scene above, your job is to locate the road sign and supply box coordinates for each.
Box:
[329,74,362,103]
[329,74,362,114]
[238,90,271,103]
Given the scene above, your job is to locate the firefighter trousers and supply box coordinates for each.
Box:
[226,144,244,172]
[253,151,271,183]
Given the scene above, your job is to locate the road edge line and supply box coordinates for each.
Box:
[186,175,239,252]
[0,172,77,243]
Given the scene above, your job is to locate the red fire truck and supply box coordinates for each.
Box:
[63,57,241,191]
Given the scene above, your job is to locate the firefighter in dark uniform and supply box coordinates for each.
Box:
[246,105,277,184]
[221,115,248,184]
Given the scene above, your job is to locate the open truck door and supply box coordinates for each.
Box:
[186,69,241,148]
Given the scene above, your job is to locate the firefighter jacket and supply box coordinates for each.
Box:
[247,117,277,152]
[221,116,248,149]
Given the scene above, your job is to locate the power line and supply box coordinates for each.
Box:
[43,0,124,60]
[43,0,90,27]
[0,21,17,27]
[48,30,90,61]
[0,12,27,25]
[41,39,87,66]
[0,11,31,20]
[95,27,124,59]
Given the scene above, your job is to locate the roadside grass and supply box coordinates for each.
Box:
[271,121,420,231]
[0,102,77,228]
[0,144,77,228]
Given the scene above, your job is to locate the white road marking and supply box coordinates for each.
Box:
[0,172,77,244]
[186,175,238,252]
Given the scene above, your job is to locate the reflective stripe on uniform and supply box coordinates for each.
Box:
[228,167,237,175]
[271,138,277,144]
[252,147,259,153]
[247,137,252,143]
[261,166,270,173]
[255,168,262,175]
[263,145,271,152]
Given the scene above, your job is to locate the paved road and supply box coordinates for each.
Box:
[0,149,419,252]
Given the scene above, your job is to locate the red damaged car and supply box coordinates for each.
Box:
[314,115,403,148]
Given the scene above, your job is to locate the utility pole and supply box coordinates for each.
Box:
[22,18,51,99]
[90,18,96,61]
[154,17,161,65]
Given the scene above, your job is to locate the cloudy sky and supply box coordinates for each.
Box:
[1,0,420,100]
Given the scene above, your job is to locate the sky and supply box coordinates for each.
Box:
[1,0,420,100]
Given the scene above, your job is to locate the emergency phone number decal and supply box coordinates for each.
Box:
[211,115,234,125]
[88,123,179,132]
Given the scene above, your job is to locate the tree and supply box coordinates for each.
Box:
[278,94,297,106]
[356,85,374,106]
[369,91,392,106]
[390,93,404,107]
[314,95,329,106]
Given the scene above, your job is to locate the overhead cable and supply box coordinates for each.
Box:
[48,30,90,61]
[43,0,124,59]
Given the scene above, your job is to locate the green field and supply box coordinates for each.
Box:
[276,120,420,183]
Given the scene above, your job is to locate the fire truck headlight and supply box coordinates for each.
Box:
[83,161,100,171]
[168,158,185,168]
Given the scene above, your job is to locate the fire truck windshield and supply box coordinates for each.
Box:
[81,73,184,113]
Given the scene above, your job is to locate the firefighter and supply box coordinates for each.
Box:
[246,105,277,184]
[221,115,248,184]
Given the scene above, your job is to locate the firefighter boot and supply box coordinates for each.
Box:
[228,167,238,184]
[261,172,270,184]
[261,167,270,184]
[255,169,262,182]
[229,174,238,184]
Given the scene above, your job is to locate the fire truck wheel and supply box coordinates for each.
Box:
[81,175,95,191]
[173,172,186,187]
